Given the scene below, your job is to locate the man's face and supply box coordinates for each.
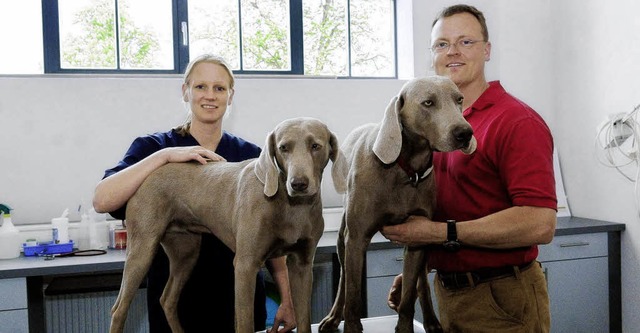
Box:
[430,12,491,89]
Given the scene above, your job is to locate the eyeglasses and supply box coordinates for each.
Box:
[431,39,485,53]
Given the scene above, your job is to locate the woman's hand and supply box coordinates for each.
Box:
[161,146,226,164]
[269,299,297,333]
[387,273,403,311]
[266,256,297,332]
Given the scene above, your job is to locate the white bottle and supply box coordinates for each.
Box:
[52,216,70,244]
[0,205,21,259]
[76,213,91,250]
[88,208,108,250]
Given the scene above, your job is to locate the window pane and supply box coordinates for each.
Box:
[59,0,117,69]
[303,0,348,76]
[188,0,241,69]
[241,0,290,71]
[59,0,173,70]
[0,0,44,74]
[350,0,395,77]
[118,0,174,70]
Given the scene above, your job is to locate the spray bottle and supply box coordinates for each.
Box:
[0,204,21,259]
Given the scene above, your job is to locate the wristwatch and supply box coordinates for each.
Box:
[443,220,461,252]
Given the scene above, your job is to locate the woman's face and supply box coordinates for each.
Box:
[182,62,234,125]
[430,12,490,89]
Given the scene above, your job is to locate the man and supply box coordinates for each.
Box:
[381,4,557,332]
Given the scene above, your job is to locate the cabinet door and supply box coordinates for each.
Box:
[0,309,29,333]
[366,248,438,324]
[542,256,609,333]
[0,277,27,310]
[0,278,28,333]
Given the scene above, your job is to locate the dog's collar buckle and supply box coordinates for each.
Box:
[406,166,433,187]
[397,155,433,187]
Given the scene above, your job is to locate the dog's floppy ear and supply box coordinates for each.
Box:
[373,95,403,164]
[254,131,279,197]
[328,131,348,194]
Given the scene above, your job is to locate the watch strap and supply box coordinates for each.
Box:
[446,219,457,241]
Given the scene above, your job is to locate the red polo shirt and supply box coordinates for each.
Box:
[428,81,557,272]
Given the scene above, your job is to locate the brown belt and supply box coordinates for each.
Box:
[437,261,536,291]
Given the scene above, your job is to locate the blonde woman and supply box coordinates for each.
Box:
[93,54,295,332]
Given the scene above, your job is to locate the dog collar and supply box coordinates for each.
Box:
[396,157,433,187]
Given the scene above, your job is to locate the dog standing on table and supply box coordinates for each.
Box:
[108,117,348,333]
[318,76,477,333]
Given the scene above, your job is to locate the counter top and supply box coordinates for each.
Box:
[0,216,625,279]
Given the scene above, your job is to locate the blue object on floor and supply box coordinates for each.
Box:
[265,295,279,327]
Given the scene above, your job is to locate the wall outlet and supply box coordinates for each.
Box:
[606,114,634,148]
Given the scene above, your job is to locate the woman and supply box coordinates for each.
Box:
[93,54,295,333]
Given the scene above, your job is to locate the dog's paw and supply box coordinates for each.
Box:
[317,316,340,332]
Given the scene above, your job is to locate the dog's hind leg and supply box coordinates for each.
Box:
[417,264,443,333]
[110,228,161,333]
[318,217,347,332]
[159,232,201,333]
[395,247,425,333]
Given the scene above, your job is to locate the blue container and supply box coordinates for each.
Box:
[22,240,74,256]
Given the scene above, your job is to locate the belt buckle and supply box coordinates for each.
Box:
[440,272,477,290]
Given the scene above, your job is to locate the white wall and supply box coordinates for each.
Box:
[551,2,640,332]
[1,0,639,330]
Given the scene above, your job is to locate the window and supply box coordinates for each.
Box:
[0,0,44,74]
[2,0,396,77]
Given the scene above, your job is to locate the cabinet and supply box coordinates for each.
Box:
[0,277,29,333]
[366,248,437,323]
[539,232,609,333]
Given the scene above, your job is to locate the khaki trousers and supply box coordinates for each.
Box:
[434,261,550,333]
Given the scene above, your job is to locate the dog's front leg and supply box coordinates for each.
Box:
[234,254,261,333]
[318,219,347,332]
[286,248,315,333]
[342,231,370,333]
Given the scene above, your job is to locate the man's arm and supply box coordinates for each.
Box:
[381,206,556,248]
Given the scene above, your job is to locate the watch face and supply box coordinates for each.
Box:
[443,240,460,252]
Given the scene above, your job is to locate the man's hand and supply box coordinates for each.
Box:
[387,273,403,311]
[381,215,435,246]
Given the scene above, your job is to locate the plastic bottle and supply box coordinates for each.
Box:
[88,208,108,250]
[76,213,91,250]
[108,220,117,249]
[51,208,70,244]
[0,204,21,259]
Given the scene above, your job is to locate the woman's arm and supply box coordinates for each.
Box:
[266,256,296,333]
[93,146,224,214]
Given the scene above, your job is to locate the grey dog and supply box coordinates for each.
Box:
[319,76,477,333]
[109,117,348,333]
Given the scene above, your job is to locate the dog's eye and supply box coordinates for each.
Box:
[422,100,434,107]
[311,143,322,151]
[278,144,289,152]
[457,96,464,104]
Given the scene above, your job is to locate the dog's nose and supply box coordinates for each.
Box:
[291,177,309,192]
[453,126,473,145]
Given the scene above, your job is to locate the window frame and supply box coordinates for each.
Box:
[41,0,396,77]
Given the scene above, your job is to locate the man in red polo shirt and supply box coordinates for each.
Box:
[381,4,557,332]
